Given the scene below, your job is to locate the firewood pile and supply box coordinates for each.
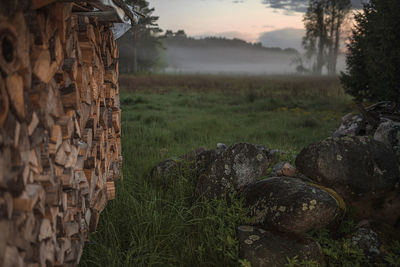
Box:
[0,1,127,265]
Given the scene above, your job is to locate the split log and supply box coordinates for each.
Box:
[0,76,9,128]
[0,21,20,75]
[5,73,26,120]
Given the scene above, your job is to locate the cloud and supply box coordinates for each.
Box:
[258,28,305,51]
[261,0,368,13]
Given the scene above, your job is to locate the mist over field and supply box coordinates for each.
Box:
[163,44,346,75]
[164,46,295,74]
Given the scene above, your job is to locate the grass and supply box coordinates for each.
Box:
[80,74,354,266]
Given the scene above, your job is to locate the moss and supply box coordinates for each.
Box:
[308,182,347,221]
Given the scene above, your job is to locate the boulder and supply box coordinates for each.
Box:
[195,143,272,198]
[151,147,206,187]
[238,225,324,267]
[333,113,364,137]
[374,120,400,148]
[245,177,343,234]
[295,136,400,224]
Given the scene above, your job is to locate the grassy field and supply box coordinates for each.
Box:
[80,74,354,266]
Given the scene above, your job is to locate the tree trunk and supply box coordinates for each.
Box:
[316,3,325,75]
[332,15,342,74]
[133,25,138,73]
[327,0,337,75]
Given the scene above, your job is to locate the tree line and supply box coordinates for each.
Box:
[162,31,298,54]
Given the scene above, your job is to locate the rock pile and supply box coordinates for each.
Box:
[152,136,400,266]
[334,101,400,161]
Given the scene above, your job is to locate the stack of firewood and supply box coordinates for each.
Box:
[0,1,123,266]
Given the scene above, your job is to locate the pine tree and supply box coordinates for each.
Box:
[117,0,162,73]
[341,0,400,103]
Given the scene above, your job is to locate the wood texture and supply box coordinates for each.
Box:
[0,2,123,266]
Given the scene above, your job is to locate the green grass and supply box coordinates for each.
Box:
[80,74,353,266]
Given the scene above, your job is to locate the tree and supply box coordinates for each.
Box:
[302,0,350,75]
[303,0,327,75]
[117,0,163,73]
[341,0,400,103]
[326,0,351,74]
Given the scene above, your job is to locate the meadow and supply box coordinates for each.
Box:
[80,74,356,266]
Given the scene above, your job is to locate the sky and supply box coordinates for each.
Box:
[147,0,365,47]
[147,0,305,43]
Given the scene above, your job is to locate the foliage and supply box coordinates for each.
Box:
[308,228,370,267]
[285,256,319,267]
[117,0,163,73]
[384,241,400,267]
[340,0,400,103]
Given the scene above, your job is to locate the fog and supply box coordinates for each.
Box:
[163,45,346,75]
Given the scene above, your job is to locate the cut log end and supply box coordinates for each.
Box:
[0,22,20,75]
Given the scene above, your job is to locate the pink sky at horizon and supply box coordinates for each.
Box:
[147,0,305,43]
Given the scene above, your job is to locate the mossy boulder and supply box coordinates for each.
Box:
[238,225,324,267]
[295,136,400,224]
[150,147,206,187]
[245,177,343,234]
[195,143,272,199]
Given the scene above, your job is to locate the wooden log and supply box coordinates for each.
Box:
[55,141,69,166]
[13,12,32,91]
[28,112,40,136]
[49,125,62,155]
[13,184,44,212]
[60,83,80,110]
[0,76,9,128]
[57,116,74,140]
[31,47,53,83]
[2,246,24,267]
[32,0,57,10]
[0,21,20,75]
[5,73,26,120]
[63,58,78,81]
[106,181,115,200]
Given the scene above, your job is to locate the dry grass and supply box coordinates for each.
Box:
[119,74,345,98]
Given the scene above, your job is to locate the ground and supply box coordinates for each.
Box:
[79,74,356,266]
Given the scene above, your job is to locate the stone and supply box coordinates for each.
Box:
[152,158,180,178]
[216,143,227,152]
[281,163,296,177]
[151,147,206,187]
[245,177,343,234]
[351,227,382,262]
[268,162,286,177]
[269,162,296,177]
[195,143,272,199]
[296,136,400,224]
[238,225,324,267]
[374,120,400,148]
[333,113,363,137]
